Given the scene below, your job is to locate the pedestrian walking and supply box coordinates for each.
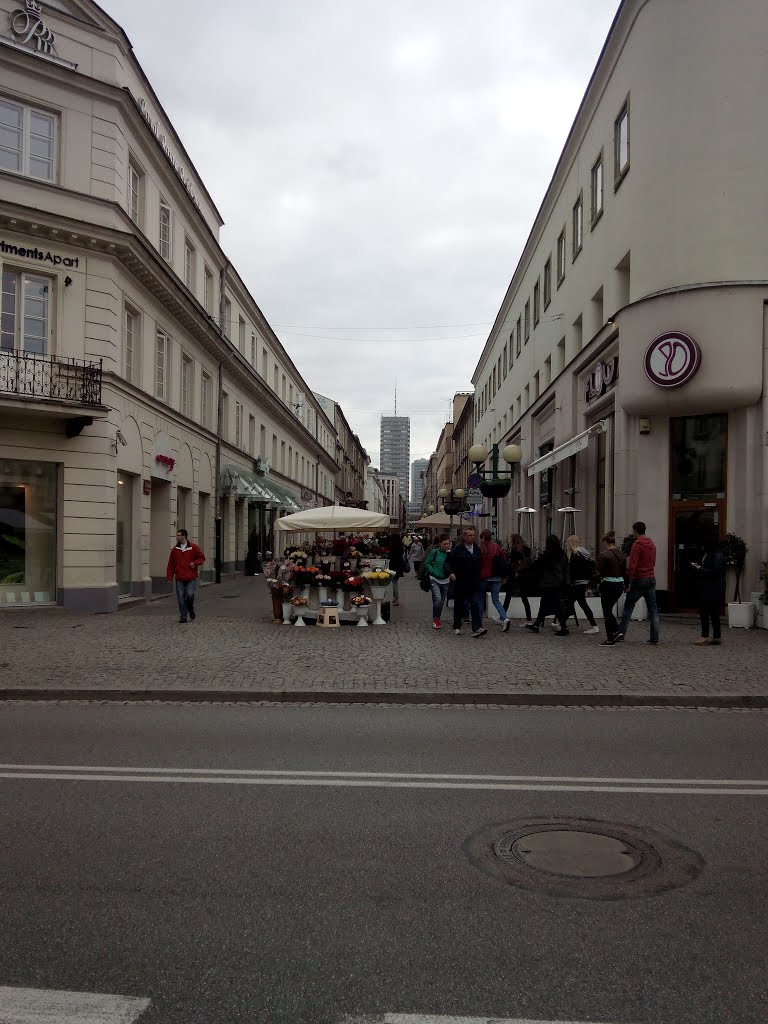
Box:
[166,529,206,623]
[479,529,511,632]
[409,537,425,577]
[613,521,660,644]
[446,526,487,638]
[388,532,406,606]
[565,535,600,634]
[525,535,569,636]
[691,535,726,646]
[423,534,452,629]
[503,534,535,627]
[596,531,627,647]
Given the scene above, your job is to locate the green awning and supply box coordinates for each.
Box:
[221,466,301,511]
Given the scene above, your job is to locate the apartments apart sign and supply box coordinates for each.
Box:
[138,99,202,212]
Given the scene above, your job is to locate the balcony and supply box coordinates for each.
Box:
[0,351,103,407]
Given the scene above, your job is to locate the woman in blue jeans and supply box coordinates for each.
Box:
[479,529,511,633]
[423,534,452,629]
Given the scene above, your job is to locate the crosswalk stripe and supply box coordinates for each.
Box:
[341,1016,624,1023]
[0,986,149,1023]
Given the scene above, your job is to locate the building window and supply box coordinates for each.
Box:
[261,347,268,378]
[221,392,229,440]
[223,297,231,339]
[524,299,530,342]
[235,402,243,448]
[155,329,169,400]
[492,367,496,396]
[159,199,172,262]
[509,331,515,366]
[273,365,278,392]
[181,354,193,417]
[0,97,56,182]
[503,345,508,377]
[1,271,50,354]
[127,160,143,225]
[533,279,541,326]
[591,151,604,226]
[250,333,256,365]
[572,192,583,260]
[124,306,138,383]
[614,97,630,187]
[557,228,566,286]
[201,371,211,429]
[516,317,522,357]
[260,424,266,457]
[281,374,286,401]
[204,266,213,313]
[184,238,196,292]
[543,257,552,309]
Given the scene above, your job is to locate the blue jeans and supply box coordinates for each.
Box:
[484,578,507,621]
[175,579,197,620]
[430,578,449,619]
[618,578,659,642]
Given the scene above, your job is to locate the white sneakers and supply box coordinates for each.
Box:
[583,625,600,634]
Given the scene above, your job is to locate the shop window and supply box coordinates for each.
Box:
[1,271,50,354]
[0,459,57,605]
[670,415,727,499]
[0,97,56,182]
[116,473,134,597]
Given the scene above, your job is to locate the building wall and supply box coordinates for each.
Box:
[379,416,410,501]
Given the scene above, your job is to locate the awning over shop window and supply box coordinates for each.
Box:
[220,466,301,511]
[526,420,608,476]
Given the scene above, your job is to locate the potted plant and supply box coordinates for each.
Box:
[291,594,309,626]
[351,594,372,626]
[280,582,295,624]
[721,533,752,629]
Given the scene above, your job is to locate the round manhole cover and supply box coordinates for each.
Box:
[464,817,704,900]
[502,830,641,877]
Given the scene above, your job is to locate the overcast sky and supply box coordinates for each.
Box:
[105,0,619,469]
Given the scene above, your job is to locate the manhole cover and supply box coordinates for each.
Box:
[464,817,704,900]
[502,830,641,877]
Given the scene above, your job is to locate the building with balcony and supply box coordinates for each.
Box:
[0,0,341,611]
[471,0,768,609]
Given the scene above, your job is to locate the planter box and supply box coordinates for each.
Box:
[728,601,755,629]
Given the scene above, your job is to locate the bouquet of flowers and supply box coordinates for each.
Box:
[350,595,372,607]
[341,574,365,591]
[358,560,371,570]
[329,570,348,585]
[292,565,320,587]
[280,581,296,598]
[363,569,396,584]
[370,545,390,556]
[316,573,332,586]
[291,595,308,607]
[266,577,281,593]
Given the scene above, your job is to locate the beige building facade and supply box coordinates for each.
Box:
[0,0,341,611]
[471,0,768,609]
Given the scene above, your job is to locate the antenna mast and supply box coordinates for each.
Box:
[394,380,397,416]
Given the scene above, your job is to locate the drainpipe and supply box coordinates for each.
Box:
[214,262,229,584]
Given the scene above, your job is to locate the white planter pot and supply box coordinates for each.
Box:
[355,606,370,626]
[758,604,768,629]
[317,586,329,604]
[728,601,754,629]
[281,601,293,624]
[293,612,306,626]
[370,585,390,600]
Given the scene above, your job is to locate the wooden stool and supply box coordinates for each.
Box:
[316,606,340,628]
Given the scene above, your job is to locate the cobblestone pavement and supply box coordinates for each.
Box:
[0,574,766,700]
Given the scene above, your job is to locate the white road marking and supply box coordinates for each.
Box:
[0,763,765,795]
[341,1015,624,1023]
[0,985,149,1023]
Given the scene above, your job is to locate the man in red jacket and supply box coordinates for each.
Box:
[613,521,659,645]
[166,529,206,623]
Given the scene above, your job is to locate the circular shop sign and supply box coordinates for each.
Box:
[643,331,701,388]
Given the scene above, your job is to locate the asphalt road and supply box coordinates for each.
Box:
[0,702,766,1024]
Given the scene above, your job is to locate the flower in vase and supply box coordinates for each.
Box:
[350,595,372,607]
[291,596,308,607]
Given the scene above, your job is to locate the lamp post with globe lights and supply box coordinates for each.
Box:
[467,442,523,538]
[437,486,466,539]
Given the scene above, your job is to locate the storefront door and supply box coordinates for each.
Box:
[670,502,725,610]
[116,473,134,597]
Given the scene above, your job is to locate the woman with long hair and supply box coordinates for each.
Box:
[478,529,511,632]
[525,535,569,636]
[565,534,599,634]
[596,530,627,646]
[503,533,534,626]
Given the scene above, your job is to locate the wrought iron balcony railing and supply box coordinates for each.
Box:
[0,350,103,407]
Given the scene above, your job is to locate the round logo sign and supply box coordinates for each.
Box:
[643,332,701,388]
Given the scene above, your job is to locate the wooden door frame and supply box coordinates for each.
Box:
[668,498,727,610]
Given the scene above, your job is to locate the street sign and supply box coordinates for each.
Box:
[465,487,483,507]
[467,473,481,488]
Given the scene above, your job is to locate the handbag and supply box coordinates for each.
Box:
[419,575,431,593]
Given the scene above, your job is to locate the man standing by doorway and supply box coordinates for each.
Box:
[167,529,206,623]
[447,526,487,638]
[613,521,659,645]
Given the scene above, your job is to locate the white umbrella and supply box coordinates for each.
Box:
[275,505,391,533]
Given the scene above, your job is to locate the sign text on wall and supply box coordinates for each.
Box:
[138,98,202,212]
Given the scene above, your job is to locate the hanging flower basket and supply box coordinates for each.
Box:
[479,479,512,499]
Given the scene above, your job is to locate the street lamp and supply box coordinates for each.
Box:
[437,485,466,538]
[468,442,523,537]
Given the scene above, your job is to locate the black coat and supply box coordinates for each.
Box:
[446,542,482,589]
[533,549,567,592]
[698,551,726,602]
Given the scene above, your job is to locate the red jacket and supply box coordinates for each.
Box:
[479,542,504,580]
[628,535,656,580]
[167,542,205,582]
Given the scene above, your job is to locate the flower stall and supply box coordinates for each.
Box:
[272,505,397,626]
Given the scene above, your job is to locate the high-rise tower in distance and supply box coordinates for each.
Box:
[380,415,411,502]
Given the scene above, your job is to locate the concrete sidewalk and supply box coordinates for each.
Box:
[0,574,766,707]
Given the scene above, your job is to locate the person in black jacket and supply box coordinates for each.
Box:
[691,535,726,645]
[446,526,487,638]
[525,535,569,636]
[387,532,405,606]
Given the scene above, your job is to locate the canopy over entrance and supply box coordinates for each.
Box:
[275,504,391,533]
